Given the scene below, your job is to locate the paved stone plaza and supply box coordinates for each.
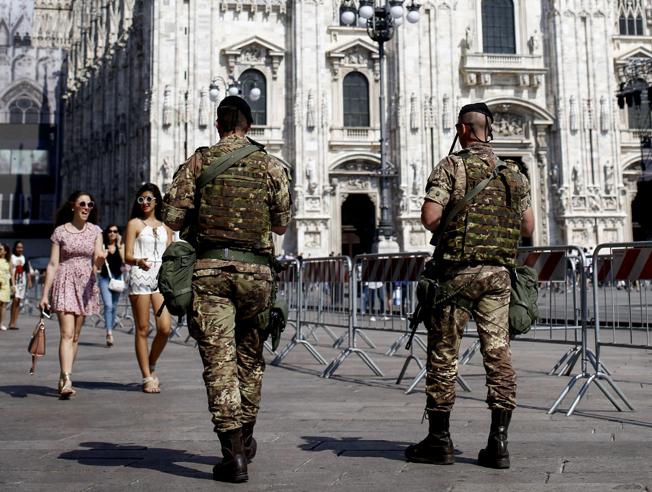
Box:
[1,313,651,491]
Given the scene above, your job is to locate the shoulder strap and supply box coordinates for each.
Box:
[433,163,507,247]
[196,144,262,190]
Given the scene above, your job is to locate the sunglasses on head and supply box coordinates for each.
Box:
[78,201,94,209]
[137,196,156,205]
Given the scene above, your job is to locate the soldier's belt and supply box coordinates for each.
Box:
[198,247,270,266]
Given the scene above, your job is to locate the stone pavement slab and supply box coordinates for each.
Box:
[0,313,651,491]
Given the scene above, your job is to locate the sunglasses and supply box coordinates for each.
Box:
[108,229,119,233]
[137,196,156,205]
[78,201,95,209]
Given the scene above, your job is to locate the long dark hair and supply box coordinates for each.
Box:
[12,240,23,256]
[102,224,121,247]
[0,243,10,260]
[54,191,99,227]
[130,183,163,220]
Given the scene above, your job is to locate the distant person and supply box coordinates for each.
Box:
[98,225,125,347]
[406,103,534,468]
[0,243,11,330]
[8,241,33,330]
[39,191,105,399]
[124,183,172,394]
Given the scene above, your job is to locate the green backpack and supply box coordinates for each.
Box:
[508,265,539,335]
[157,144,261,317]
[157,241,196,317]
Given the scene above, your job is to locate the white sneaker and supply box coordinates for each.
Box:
[0,325,6,331]
[382,316,390,321]
[369,316,377,322]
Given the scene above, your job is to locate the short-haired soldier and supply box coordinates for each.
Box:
[162,96,291,483]
[405,102,535,469]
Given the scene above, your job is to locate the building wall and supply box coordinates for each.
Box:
[0,0,67,249]
[59,0,652,254]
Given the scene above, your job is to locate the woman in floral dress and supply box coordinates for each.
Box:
[39,191,105,399]
[0,243,12,331]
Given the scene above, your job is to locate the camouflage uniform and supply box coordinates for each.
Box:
[424,142,530,412]
[162,134,291,433]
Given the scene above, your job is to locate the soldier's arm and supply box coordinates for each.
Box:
[162,152,204,231]
[518,173,534,238]
[521,208,535,238]
[421,157,455,232]
[267,157,292,236]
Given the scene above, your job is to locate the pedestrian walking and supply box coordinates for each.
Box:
[38,191,105,399]
[405,103,534,468]
[8,241,33,330]
[124,183,172,394]
[98,225,125,347]
[163,96,291,483]
[0,243,12,330]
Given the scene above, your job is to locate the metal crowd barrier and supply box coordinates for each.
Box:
[272,258,327,365]
[285,256,382,378]
[549,241,651,416]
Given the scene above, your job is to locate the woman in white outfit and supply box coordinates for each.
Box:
[124,183,172,393]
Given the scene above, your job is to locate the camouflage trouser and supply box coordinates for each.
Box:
[425,265,516,412]
[188,267,272,433]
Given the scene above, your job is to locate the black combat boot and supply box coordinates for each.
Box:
[478,408,512,469]
[242,421,257,462]
[213,428,248,483]
[405,411,455,465]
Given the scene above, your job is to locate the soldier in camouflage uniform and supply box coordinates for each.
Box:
[405,103,534,469]
[162,96,291,483]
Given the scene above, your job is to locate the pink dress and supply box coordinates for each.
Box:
[50,223,102,315]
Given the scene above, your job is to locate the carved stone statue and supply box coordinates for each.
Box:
[604,161,614,195]
[572,165,583,195]
[527,30,540,55]
[463,26,474,51]
[305,159,318,194]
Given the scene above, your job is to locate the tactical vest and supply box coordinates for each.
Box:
[195,144,271,253]
[436,150,522,267]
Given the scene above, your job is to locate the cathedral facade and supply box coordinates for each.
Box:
[55,0,652,255]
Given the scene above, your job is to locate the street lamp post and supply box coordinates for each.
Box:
[341,0,420,252]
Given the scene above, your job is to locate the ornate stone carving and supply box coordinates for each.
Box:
[240,44,267,64]
[305,196,321,211]
[305,158,318,194]
[304,231,321,248]
[603,161,614,195]
[527,30,540,55]
[321,91,329,128]
[493,112,525,137]
[442,94,451,130]
[306,90,315,129]
[162,85,172,127]
[600,95,609,132]
[198,88,208,128]
[343,46,369,66]
[409,93,418,131]
[571,164,583,195]
[569,95,578,131]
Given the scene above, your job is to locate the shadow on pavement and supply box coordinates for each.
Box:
[0,384,59,398]
[299,435,475,464]
[73,381,141,392]
[59,442,215,480]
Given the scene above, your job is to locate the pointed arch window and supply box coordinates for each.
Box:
[343,72,370,127]
[481,0,516,54]
[240,69,266,126]
[9,98,40,124]
[618,0,646,35]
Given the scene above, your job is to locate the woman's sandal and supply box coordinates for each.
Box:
[142,376,160,394]
[106,333,114,347]
[58,372,76,399]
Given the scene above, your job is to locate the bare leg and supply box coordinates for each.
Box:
[149,293,171,369]
[58,312,76,374]
[0,301,5,327]
[9,297,20,327]
[72,314,85,362]
[131,294,154,378]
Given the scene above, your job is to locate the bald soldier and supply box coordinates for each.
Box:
[405,103,535,469]
[162,96,291,483]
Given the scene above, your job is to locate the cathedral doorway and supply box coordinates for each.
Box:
[341,194,375,256]
[632,178,652,241]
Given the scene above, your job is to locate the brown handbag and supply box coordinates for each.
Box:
[28,318,46,374]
